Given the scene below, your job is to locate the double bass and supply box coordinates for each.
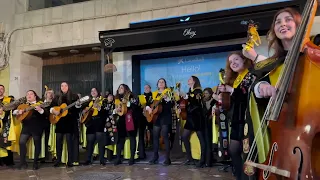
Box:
[245,0,320,179]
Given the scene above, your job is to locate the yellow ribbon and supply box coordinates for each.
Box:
[233,69,249,88]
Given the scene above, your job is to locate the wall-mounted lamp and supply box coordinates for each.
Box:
[0,22,4,41]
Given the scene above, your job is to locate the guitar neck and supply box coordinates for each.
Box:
[63,101,77,111]
[2,98,24,111]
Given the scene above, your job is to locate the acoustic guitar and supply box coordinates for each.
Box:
[0,97,26,120]
[0,97,26,133]
[81,97,104,124]
[50,96,90,124]
[16,102,51,122]
[116,93,130,116]
[143,89,169,123]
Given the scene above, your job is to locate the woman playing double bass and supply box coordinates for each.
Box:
[242,3,320,179]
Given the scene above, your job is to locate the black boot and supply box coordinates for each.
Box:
[128,158,135,166]
[148,153,159,165]
[183,159,195,165]
[83,160,91,166]
[18,162,28,170]
[53,161,61,167]
[114,156,122,166]
[163,158,171,166]
[33,162,39,170]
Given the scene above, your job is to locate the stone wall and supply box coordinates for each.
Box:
[0,0,318,96]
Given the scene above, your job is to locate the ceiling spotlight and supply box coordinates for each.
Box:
[48,52,58,56]
[70,49,79,54]
[92,47,101,51]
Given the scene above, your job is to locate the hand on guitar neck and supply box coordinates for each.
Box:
[218,84,233,94]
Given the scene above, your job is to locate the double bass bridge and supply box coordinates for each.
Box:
[245,161,291,178]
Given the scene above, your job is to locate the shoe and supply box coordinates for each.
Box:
[83,161,91,166]
[53,161,61,167]
[196,161,205,168]
[100,161,106,166]
[183,159,195,165]
[148,158,158,165]
[128,159,134,166]
[39,158,45,163]
[33,163,39,170]
[66,163,73,168]
[18,162,28,170]
[93,156,98,161]
[114,159,121,166]
[163,159,171,166]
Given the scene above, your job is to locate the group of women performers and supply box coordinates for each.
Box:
[0,6,319,180]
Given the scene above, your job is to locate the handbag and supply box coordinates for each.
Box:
[125,110,135,131]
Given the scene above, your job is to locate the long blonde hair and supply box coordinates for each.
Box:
[44,89,54,101]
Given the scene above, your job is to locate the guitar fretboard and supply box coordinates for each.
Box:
[62,101,78,112]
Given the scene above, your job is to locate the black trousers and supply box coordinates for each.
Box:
[204,117,213,165]
[152,125,170,160]
[138,117,152,158]
[182,129,206,163]
[116,136,136,160]
[0,150,14,166]
[86,132,106,163]
[44,126,50,160]
[72,131,80,163]
[19,134,41,164]
[55,133,73,164]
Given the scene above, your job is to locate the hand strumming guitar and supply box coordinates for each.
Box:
[34,106,43,113]
[52,109,60,116]
[17,109,24,115]
[145,106,152,115]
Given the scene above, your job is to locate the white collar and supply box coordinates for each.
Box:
[28,101,37,104]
